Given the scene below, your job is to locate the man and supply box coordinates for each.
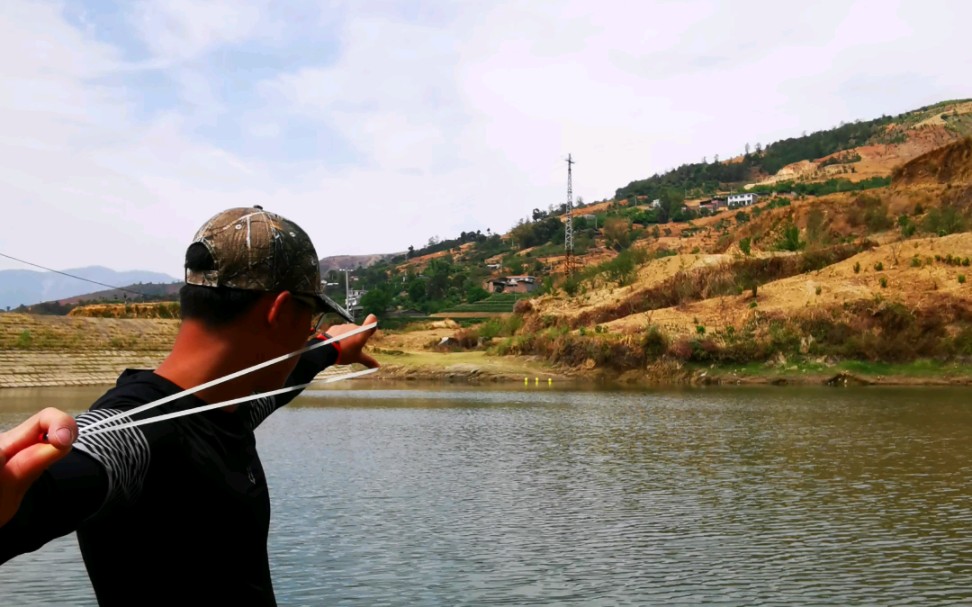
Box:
[0,207,379,605]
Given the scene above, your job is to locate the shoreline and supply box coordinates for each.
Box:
[1,312,969,389]
[1,349,971,390]
[1,349,970,390]
[324,358,972,389]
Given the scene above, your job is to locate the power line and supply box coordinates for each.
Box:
[0,251,152,298]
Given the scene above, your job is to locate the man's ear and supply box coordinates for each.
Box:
[266,292,291,328]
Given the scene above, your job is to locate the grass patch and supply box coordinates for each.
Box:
[836,359,950,377]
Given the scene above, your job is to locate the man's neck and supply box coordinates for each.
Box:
[155,320,261,408]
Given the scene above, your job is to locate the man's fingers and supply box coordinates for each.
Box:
[325,315,379,368]
[358,352,380,369]
[0,408,77,460]
[3,443,72,490]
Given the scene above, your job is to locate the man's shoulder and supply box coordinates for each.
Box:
[89,369,181,412]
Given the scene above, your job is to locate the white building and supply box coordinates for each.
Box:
[727,193,759,208]
[346,289,367,312]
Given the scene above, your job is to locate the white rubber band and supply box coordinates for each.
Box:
[79,322,378,434]
[80,367,379,437]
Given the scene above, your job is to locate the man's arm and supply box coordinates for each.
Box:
[0,409,109,564]
[245,314,380,429]
[0,408,77,528]
[290,312,380,388]
[0,449,109,563]
[0,407,151,565]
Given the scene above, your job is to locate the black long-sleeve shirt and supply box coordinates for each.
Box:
[0,343,338,606]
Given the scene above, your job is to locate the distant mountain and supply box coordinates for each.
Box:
[0,266,179,309]
[319,253,403,275]
[0,257,403,311]
[55,282,184,305]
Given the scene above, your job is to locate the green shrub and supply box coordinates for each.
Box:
[562,275,580,296]
[960,275,967,284]
[853,261,861,274]
[16,330,32,348]
[775,225,805,251]
[922,207,967,236]
[874,261,884,271]
[642,325,669,358]
[739,237,751,256]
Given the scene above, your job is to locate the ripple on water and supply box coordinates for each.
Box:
[3,386,972,605]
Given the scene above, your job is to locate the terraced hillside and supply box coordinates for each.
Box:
[0,313,178,387]
[469,137,972,378]
[433,293,526,318]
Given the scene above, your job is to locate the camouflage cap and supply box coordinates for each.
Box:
[185,207,353,323]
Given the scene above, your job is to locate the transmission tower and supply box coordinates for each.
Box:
[564,153,575,275]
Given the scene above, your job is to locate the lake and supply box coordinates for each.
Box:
[1,383,971,605]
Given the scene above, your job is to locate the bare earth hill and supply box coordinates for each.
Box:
[498,136,972,384]
[3,104,972,388]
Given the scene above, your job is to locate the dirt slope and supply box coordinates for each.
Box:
[526,137,972,340]
[892,137,972,186]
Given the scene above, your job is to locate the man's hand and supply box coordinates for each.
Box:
[321,313,380,368]
[0,408,77,527]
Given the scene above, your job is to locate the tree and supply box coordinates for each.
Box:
[466,285,489,303]
[658,188,685,223]
[407,278,426,303]
[603,217,634,250]
[806,208,826,245]
[504,255,525,275]
[424,258,453,301]
[359,288,393,316]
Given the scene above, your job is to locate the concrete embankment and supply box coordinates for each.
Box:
[0,314,177,388]
[0,313,567,389]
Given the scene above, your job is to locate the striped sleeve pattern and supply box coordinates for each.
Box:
[73,409,151,511]
[244,395,279,431]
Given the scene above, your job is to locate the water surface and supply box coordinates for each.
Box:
[1,384,970,605]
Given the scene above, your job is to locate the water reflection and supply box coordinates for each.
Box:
[1,385,971,605]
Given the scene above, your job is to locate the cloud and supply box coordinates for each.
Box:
[130,0,270,63]
[0,1,271,274]
[0,0,970,277]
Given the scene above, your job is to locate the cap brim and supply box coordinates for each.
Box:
[314,291,355,324]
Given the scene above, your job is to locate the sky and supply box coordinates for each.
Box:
[0,0,970,278]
